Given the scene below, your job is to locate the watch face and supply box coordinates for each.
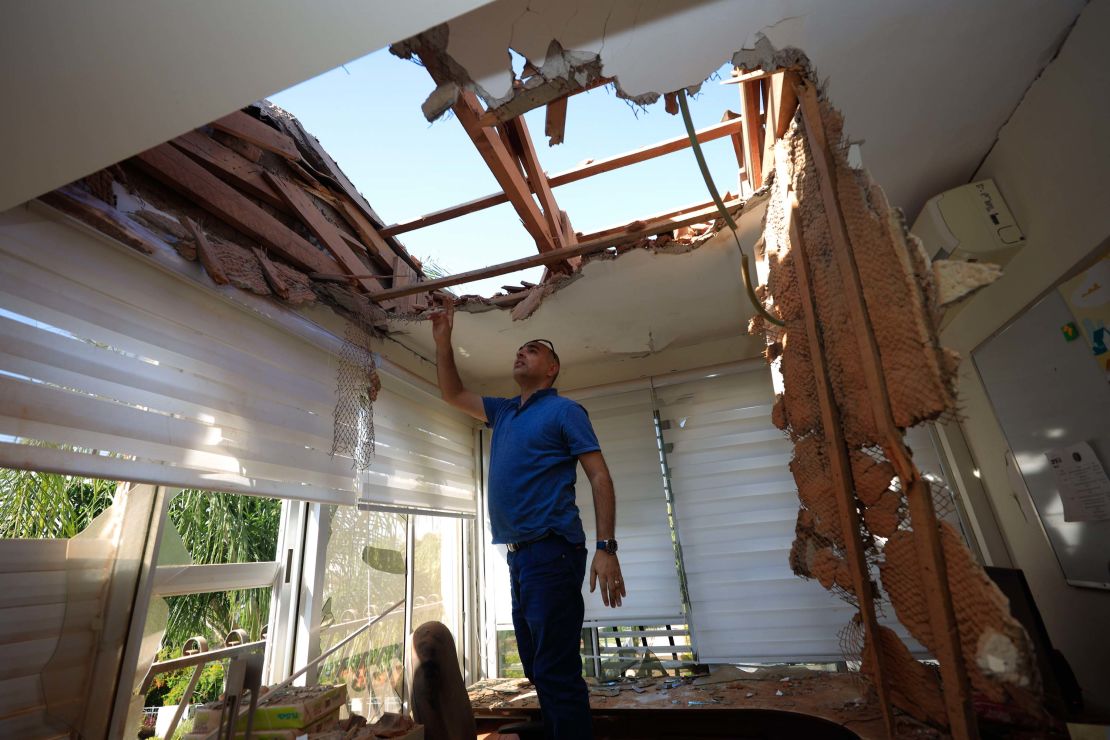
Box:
[605,540,618,554]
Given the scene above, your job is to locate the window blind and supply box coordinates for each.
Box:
[656,368,920,663]
[0,207,476,514]
[572,388,685,625]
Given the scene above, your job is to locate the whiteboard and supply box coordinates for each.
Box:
[972,290,1110,589]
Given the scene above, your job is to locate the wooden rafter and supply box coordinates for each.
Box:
[132,144,341,276]
[361,199,743,302]
[264,173,384,293]
[210,111,301,161]
[503,117,563,245]
[379,117,744,238]
[452,89,556,253]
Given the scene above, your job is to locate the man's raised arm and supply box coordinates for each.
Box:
[429,295,487,422]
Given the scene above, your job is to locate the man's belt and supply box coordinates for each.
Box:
[506,530,554,552]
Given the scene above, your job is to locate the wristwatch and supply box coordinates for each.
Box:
[596,539,618,555]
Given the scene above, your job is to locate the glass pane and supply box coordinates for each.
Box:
[168,489,281,564]
[317,506,407,721]
[496,629,525,678]
[412,515,462,640]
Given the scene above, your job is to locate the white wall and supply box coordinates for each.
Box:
[0,0,495,212]
[940,0,1110,707]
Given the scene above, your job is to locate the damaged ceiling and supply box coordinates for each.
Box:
[407,0,1084,218]
[389,200,770,394]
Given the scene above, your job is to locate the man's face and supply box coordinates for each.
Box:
[513,341,558,386]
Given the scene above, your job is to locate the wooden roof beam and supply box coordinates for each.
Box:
[362,198,743,302]
[379,117,744,238]
[452,89,557,253]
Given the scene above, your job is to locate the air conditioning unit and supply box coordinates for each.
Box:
[911,179,1025,265]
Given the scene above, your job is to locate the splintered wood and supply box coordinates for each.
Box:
[753,83,1041,738]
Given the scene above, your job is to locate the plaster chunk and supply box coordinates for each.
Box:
[932,259,1003,306]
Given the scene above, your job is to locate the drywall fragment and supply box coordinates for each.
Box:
[932,259,1003,306]
[423,81,461,120]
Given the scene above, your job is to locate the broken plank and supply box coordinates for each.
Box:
[132,144,340,275]
[184,218,230,285]
[252,247,290,300]
[210,110,301,161]
[38,186,157,255]
[264,173,384,293]
[171,131,286,210]
[366,199,743,302]
[475,76,613,127]
[453,89,555,252]
[545,96,568,146]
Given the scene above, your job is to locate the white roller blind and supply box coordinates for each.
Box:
[573,389,684,625]
[488,388,684,627]
[657,369,860,663]
[0,208,476,513]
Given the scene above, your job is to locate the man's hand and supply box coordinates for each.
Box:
[590,551,626,608]
[429,294,454,347]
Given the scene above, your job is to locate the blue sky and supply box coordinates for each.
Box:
[270,48,742,296]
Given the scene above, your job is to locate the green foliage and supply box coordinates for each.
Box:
[145,647,226,707]
[162,490,281,649]
[0,468,116,538]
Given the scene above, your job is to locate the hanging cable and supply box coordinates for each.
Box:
[677,92,785,327]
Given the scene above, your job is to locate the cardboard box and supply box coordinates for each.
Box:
[191,684,347,732]
[184,708,340,740]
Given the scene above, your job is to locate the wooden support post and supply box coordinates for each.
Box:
[452,90,556,252]
[739,80,764,190]
[786,194,896,738]
[796,81,978,740]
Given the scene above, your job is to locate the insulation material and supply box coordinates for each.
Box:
[881,524,1041,706]
[754,79,1043,731]
[862,624,947,727]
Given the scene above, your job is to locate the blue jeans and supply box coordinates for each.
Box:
[508,535,592,739]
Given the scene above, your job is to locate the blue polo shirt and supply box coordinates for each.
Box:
[483,389,600,545]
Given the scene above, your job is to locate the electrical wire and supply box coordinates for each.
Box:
[677,92,785,327]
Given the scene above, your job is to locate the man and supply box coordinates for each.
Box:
[430,295,625,739]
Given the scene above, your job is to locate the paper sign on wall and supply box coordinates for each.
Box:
[1046,442,1110,522]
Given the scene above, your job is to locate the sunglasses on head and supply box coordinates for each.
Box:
[520,339,560,363]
